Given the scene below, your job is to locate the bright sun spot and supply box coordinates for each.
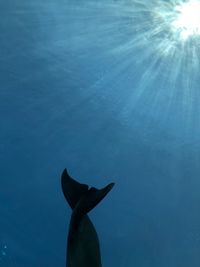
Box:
[172,0,200,39]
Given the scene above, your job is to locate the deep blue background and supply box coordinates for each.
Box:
[1,0,200,266]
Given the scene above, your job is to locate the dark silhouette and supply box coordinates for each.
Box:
[61,169,114,267]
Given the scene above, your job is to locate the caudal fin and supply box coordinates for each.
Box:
[77,183,115,216]
[61,169,89,209]
[61,169,115,214]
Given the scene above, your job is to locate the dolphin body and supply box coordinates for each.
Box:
[61,169,115,267]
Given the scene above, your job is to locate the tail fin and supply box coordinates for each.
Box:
[61,168,114,214]
[61,169,89,209]
[76,183,115,216]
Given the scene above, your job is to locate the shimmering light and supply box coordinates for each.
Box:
[152,0,200,54]
[65,0,200,127]
[172,0,200,39]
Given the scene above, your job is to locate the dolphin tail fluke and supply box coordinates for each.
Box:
[61,168,115,215]
[77,183,115,216]
[61,168,89,210]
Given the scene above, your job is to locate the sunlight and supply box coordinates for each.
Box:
[151,0,200,57]
[65,0,200,119]
[172,0,200,39]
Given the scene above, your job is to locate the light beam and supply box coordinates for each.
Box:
[172,0,200,40]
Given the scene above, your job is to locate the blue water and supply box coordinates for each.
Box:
[1,0,200,266]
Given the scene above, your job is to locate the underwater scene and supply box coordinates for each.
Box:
[1,0,200,266]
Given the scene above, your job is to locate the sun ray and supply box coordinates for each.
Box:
[63,0,200,131]
[172,0,200,40]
